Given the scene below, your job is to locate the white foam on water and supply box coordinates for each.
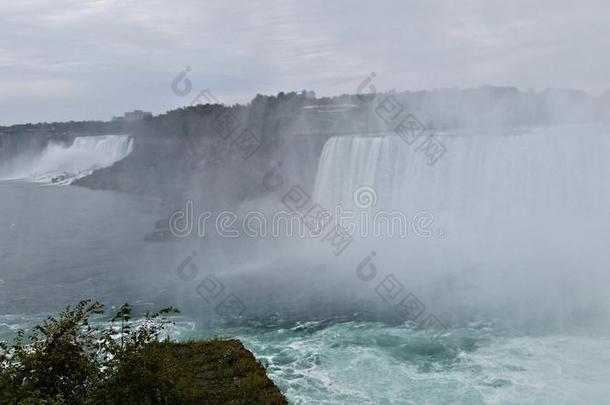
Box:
[235,322,610,405]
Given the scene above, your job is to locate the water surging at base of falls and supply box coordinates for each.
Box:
[0,135,133,184]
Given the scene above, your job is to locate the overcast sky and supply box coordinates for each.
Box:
[1,0,609,125]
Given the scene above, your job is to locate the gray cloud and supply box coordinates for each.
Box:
[1,0,609,124]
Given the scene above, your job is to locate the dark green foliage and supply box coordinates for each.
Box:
[0,300,105,404]
[95,340,288,405]
[0,300,285,405]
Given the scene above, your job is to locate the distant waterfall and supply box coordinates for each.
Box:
[0,135,133,184]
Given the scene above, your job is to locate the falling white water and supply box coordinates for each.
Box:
[313,126,610,234]
[0,135,133,184]
[312,126,610,326]
[314,127,610,212]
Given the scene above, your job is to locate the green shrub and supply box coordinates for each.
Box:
[0,301,287,405]
[0,300,179,404]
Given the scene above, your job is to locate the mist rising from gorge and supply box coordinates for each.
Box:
[2,86,610,333]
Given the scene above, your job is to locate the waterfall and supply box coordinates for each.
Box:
[313,126,610,228]
[0,135,133,184]
[312,126,610,321]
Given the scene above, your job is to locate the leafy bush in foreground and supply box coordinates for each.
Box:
[0,300,179,404]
